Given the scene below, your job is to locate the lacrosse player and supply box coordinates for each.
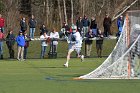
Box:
[63,24,84,67]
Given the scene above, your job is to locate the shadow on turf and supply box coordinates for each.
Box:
[28,66,65,69]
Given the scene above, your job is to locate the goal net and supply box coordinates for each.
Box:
[79,10,140,79]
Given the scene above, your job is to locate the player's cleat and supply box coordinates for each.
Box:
[63,63,68,68]
[21,59,25,61]
[81,55,84,62]
[17,58,20,61]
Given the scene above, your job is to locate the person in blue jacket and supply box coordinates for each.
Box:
[16,31,25,61]
[117,15,124,37]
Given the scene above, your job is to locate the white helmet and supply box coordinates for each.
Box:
[71,24,77,32]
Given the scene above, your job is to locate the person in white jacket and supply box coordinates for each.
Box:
[40,32,49,58]
[63,24,84,67]
[50,28,59,52]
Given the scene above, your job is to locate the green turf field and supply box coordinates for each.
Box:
[0,58,140,93]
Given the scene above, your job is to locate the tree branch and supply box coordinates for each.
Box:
[112,0,138,21]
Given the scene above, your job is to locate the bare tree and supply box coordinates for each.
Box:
[71,0,74,24]
[57,0,62,27]
[63,0,68,24]
[46,0,49,25]
[98,0,105,16]
[82,0,85,16]
[1,0,140,35]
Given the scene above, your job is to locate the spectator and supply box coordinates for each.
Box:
[60,22,70,38]
[90,16,97,36]
[82,15,90,37]
[96,29,104,58]
[6,29,15,59]
[0,28,4,59]
[116,15,124,38]
[40,24,48,35]
[16,31,25,61]
[24,32,31,59]
[85,29,94,57]
[103,14,112,37]
[20,17,27,33]
[50,28,59,53]
[40,32,49,59]
[28,15,37,39]
[76,16,83,36]
[0,14,5,33]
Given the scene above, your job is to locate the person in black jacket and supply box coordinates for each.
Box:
[24,32,31,59]
[90,17,97,36]
[40,24,48,35]
[20,17,27,33]
[96,29,104,58]
[85,29,94,57]
[6,30,15,59]
[76,16,83,36]
[103,14,112,37]
[28,15,37,39]
[59,22,70,38]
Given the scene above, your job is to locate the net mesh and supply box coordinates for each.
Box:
[79,10,140,79]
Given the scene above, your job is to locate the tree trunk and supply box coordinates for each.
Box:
[63,0,68,24]
[43,0,47,24]
[82,0,85,17]
[46,0,49,25]
[57,0,62,27]
[71,0,73,24]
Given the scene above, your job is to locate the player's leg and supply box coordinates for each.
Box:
[76,47,84,62]
[64,49,73,67]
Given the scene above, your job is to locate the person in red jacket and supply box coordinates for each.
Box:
[0,28,5,59]
[0,14,5,33]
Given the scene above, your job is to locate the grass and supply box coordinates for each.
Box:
[1,39,139,93]
[0,58,140,93]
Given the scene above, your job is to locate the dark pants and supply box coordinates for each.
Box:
[50,45,57,52]
[21,30,26,33]
[104,25,111,37]
[24,47,28,59]
[7,45,14,58]
[96,43,103,58]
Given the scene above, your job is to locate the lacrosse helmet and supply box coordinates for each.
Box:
[71,24,77,32]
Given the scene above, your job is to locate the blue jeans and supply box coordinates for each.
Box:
[41,46,47,58]
[83,27,89,37]
[0,42,3,55]
[29,28,35,38]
